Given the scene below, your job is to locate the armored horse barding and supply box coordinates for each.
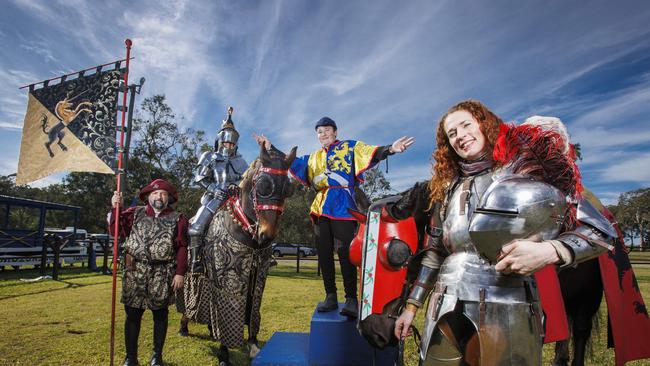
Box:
[203,144,296,366]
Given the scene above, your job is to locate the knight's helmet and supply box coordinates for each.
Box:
[468,173,568,264]
[215,106,240,156]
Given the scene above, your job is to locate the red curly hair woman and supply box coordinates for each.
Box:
[392,100,615,365]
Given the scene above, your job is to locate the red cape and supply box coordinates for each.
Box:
[535,266,569,343]
[599,208,650,366]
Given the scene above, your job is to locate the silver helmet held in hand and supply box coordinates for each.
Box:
[216,106,240,156]
[468,173,568,264]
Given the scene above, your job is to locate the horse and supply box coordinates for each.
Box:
[203,144,296,366]
[550,196,650,366]
[551,258,603,366]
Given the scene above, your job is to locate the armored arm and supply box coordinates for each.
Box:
[194,151,215,189]
[406,250,443,308]
[556,197,616,267]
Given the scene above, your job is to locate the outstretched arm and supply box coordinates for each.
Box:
[369,136,415,166]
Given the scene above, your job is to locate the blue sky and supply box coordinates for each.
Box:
[1,0,649,204]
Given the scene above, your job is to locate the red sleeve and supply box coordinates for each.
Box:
[174,215,189,275]
[108,206,138,239]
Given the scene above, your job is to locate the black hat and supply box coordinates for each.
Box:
[314,117,337,131]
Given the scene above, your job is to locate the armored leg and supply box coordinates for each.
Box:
[188,236,205,274]
[188,207,213,274]
[422,324,463,366]
[189,197,224,274]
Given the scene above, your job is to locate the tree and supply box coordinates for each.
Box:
[275,183,317,245]
[360,167,393,201]
[127,94,206,216]
[614,188,650,250]
[61,173,115,232]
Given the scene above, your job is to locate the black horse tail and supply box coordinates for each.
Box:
[40,114,49,133]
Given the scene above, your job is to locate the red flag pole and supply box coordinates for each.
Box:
[110,38,132,366]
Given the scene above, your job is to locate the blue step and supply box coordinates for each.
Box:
[252,332,309,366]
[253,302,397,366]
[308,302,397,366]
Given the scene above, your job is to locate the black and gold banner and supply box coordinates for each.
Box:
[16,68,123,185]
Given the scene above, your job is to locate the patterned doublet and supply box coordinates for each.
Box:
[121,207,181,310]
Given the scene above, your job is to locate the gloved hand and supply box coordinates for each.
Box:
[215,189,229,201]
[227,184,240,198]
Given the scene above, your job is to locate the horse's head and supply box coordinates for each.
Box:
[240,144,297,246]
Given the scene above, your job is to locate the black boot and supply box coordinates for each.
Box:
[150,309,168,366]
[340,297,358,318]
[189,236,204,274]
[178,315,189,337]
[217,346,231,366]
[317,293,338,312]
[124,306,143,366]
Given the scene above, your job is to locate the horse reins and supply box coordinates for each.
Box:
[226,165,289,237]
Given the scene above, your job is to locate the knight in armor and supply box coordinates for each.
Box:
[109,179,189,366]
[392,100,617,366]
[188,106,248,273]
[255,117,414,318]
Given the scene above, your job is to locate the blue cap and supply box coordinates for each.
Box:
[314,117,337,131]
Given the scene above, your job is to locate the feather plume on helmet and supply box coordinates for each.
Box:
[493,117,583,201]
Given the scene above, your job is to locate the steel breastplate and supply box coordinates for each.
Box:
[442,171,493,254]
[210,155,245,191]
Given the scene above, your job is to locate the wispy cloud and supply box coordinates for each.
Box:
[0,121,22,130]
[599,153,650,184]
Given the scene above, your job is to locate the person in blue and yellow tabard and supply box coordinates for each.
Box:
[255,117,414,317]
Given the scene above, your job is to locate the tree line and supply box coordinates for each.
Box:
[608,188,650,249]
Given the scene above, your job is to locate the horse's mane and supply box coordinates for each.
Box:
[239,158,262,189]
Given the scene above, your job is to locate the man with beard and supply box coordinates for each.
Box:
[109,179,189,366]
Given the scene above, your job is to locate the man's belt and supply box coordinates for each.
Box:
[323,185,353,190]
[134,257,174,265]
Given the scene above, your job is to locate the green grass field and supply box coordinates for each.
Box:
[1,260,649,365]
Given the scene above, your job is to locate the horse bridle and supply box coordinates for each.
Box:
[226,165,290,237]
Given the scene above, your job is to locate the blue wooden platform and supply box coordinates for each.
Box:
[252,302,397,366]
[252,332,309,366]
